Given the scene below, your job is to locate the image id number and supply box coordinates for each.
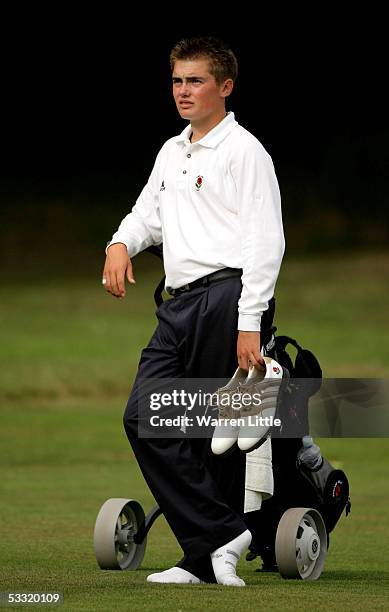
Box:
[1,592,63,605]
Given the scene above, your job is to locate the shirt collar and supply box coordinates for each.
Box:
[175,111,238,148]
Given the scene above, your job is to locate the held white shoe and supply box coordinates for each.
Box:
[237,357,287,453]
[146,567,203,584]
[211,529,252,586]
[210,367,248,456]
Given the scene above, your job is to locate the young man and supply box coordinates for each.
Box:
[102,36,285,586]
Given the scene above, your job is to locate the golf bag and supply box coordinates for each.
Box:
[246,330,351,570]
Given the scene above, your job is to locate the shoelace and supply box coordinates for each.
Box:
[207,384,243,417]
[209,379,282,419]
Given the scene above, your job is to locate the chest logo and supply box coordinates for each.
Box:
[160,180,165,191]
[195,175,203,191]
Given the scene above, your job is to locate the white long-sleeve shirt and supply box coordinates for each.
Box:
[108,112,285,331]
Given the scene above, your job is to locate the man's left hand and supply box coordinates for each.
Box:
[237,331,265,371]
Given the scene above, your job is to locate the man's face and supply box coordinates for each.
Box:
[172,58,232,123]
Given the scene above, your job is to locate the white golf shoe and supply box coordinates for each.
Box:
[210,367,248,456]
[237,357,286,453]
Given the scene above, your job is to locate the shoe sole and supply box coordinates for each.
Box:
[211,440,239,458]
[239,434,269,454]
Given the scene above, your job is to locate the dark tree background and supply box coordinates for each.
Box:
[1,11,388,278]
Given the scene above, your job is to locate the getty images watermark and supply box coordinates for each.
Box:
[143,384,281,431]
[136,377,389,438]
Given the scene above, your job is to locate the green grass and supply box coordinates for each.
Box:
[1,251,389,610]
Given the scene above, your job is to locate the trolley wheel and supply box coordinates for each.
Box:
[93,498,147,570]
[275,507,327,580]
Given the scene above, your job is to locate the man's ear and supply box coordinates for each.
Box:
[220,78,234,98]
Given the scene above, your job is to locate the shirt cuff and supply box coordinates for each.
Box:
[238,313,263,332]
[105,239,132,255]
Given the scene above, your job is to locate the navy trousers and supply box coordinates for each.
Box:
[123,275,272,582]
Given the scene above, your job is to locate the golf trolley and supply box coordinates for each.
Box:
[93,353,350,582]
[93,496,328,580]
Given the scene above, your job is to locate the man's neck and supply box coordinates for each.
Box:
[190,111,228,143]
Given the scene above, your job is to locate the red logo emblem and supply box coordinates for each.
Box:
[273,366,280,374]
[195,175,203,190]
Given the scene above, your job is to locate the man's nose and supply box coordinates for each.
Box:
[178,81,190,96]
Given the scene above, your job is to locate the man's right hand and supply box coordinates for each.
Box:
[102,243,136,298]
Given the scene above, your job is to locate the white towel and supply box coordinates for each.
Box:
[244,437,273,513]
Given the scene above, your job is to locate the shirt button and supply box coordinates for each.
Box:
[187,153,191,158]
[183,170,187,174]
